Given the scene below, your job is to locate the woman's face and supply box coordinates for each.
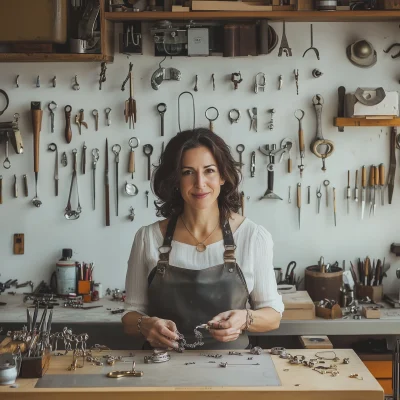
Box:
[180,146,225,211]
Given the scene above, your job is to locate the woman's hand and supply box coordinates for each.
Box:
[140,317,180,350]
[208,310,247,342]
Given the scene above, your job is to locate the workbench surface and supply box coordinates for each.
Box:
[0,349,383,400]
[2,294,400,336]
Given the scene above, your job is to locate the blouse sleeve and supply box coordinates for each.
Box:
[250,225,285,315]
[124,226,149,315]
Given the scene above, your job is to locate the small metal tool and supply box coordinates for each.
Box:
[211,74,215,91]
[16,75,19,88]
[0,175,2,203]
[205,107,219,132]
[75,109,88,135]
[333,187,337,227]
[317,186,322,214]
[294,70,299,95]
[99,62,107,90]
[92,148,99,210]
[379,163,385,206]
[194,75,199,92]
[14,174,18,198]
[337,86,346,133]
[297,183,301,229]
[36,76,40,88]
[105,139,110,227]
[267,109,275,131]
[388,127,396,204]
[278,21,292,57]
[354,169,359,203]
[125,181,139,196]
[236,144,245,171]
[61,152,67,167]
[361,165,366,219]
[228,109,240,124]
[312,69,323,78]
[3,133,10,169]
[288,186,291,204]
[258,145,283,200]
[248,108,257,132]
[143,144,153,181]
[129,207,135,222]
[231,72,242,90]
[105,108,112,126]
[307,186,310,204]
[47,143,59,196]
[128,137,140,179]
[294,109,305,177]
[250,151,256,177]
[48,101,57,133]
[72,75,80,91]
[278,75,283,90]
[112,144,121,217]
[369,165,375,217]
[324,180,330,207]
[81,142,87,175]
[92,110,99,131]
[280,138,293,173]
[346,170,351,214]
[302,24,320,60]
[254,73,266,93]
[157,103,167,136]
[23,174,28,197]
[145,190,149,208]
[52,76,56,88]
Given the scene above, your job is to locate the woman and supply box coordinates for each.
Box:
[122,128,284,350]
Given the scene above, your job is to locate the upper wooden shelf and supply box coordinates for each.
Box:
[0,53,113,63]
[334,117,400,127]
[105,10,400,22]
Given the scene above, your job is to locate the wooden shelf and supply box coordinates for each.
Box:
[0,53,113,63]
[334,117,400,127]
[105,10,400,22]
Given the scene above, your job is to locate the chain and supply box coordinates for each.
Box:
[176,327,204,352]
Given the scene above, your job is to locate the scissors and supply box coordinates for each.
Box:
[248,108,257,132]
[284,261,297,285]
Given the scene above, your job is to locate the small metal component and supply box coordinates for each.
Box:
[52,76,56,88]
[205,107,219,132]
[194,75,198,92]
[48,101,57,133]
[211,74,215,91]
[36,76,40,88]
[3,134,11,169]
[349,373,363,380]
[270,347,286,355]
[61,152,68,167]
[307,186,311,204]
[228,109,241,124]
[23,174,28,197]
[248,108,257,132]
[185,362,195,365]
[278,21,292,57]
[145,190,149,208]
[250,346,262,355]
[129,207,135,222]
[316,185,322,214]
[143,144,153,181]
[254,72,266,93]
[228,351,242,356]
[82,142,87,175]
[16,75,19,88]
[312,69,323,78]
[105,108,112,126]
[236,144,245,171]
[48,143,59,197]
[72,75,80,91]
[323,180,330,207]
[294,69,299,95]
[231,72,243,90]
[267,109,275,130]
[92,110,99,131]
[250,151,256,178]
[288,186,291,203]
[303,24,320,60]
[157,103,167,137]
[278,75,283,90]
[343,358,350,364]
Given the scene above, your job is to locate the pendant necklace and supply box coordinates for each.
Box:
[180,216,219,252]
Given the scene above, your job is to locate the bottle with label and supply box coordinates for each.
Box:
[55,248,76,295]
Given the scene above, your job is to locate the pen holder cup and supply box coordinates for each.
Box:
[305,265,343,303]
[20,347,51,378]
[78,280,91,295]
[356,284,383,302]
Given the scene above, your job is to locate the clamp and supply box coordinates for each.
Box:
[231,72,243,90]
[228,109,241,124]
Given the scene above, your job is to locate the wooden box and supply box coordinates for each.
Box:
[282,291,315,320]
[383,0,400,8]
[362,306,381,319]
[305,265,343,303]
[300,335,333,349]
[20,348,51,378]
[315,304,342,319]
[356,284,383,303]
[297,0,314,10]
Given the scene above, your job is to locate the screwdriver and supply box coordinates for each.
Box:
[354,169,359,202]
[361,166,366,220]
[346,170,351,214]
[297,183,301,229]
[373,165,379,216]
[369,165,375,217]
[379,163,385,206]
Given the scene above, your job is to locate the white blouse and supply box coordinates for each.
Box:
[124,218,285,316]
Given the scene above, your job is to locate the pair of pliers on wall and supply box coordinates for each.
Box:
[284,261,297,285]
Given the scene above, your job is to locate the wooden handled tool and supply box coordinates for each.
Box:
[129,150,135,177]
[365,256,371,286]
[31,102,43,174]
[105,139,110,227]
[64,105,72,144]
[361,165,366,219]
[379,163,385,206]
[369,165,375,213]
[388,127,397,204]
[297,183,301,229]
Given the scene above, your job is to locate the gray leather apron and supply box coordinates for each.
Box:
[147,216,250,350]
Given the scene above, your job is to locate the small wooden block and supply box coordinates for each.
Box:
[13,233,24,255]
[362,306,381,319]
[315,304,342,319]
[300,335,333,349]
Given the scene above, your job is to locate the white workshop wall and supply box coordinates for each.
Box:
[0,22,400,293]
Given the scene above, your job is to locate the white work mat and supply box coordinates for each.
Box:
[35,351,281,388]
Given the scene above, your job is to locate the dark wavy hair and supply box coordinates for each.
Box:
[152,128,242,225]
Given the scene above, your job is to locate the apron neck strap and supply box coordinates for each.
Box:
[156,215,178,275]
[221,220,237,270]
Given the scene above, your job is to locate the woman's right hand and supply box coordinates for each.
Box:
[140,317,180,350]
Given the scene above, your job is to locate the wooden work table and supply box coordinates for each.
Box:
[0,349,384,400]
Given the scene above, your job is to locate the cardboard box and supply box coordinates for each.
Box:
[282,291,315,320]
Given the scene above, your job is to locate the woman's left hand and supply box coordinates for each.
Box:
[207,310,247,342]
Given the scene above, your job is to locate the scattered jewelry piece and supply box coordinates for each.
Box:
[250,346,263,355]
[349,373,363,380]
[343,358,350,364]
